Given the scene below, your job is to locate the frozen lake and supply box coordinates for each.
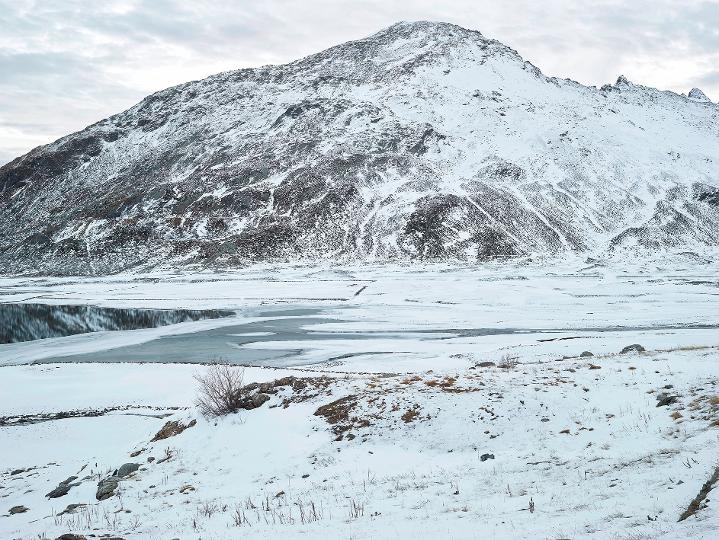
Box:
[1,261,718,369]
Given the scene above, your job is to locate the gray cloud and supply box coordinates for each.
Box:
[1,0,718,165]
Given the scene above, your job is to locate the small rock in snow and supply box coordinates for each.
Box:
[656,394,679,407]
[9,505,29,514]
[620,344,645,354]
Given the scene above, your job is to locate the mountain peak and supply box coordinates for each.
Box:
[380,20,484,37]
[362,20,492,50]
[688,87,711,102]
[292,20,510,83]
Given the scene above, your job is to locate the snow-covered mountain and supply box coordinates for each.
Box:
[2,21,718,274]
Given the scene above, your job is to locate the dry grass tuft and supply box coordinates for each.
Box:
[401,406,421,423]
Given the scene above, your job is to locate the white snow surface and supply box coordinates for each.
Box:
[1,262,719,539]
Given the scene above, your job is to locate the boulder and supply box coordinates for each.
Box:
[258,382,278,394]
[9,505,29,514]
[580,351,594,357]
[59,503,87,515]
[272,376,306,391]
[96,477,119,501]
[273,376,297,387]
[251,392,270,408]
[239,392,271,410]
[656,394,679,407]
[620,344,645,354]
[115,463,140,478]
[476,361,496,368]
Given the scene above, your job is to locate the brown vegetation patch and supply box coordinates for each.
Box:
[679,465,719,521]
[151,419,197,442]
[314,395,365,437]
[401,405,421,423]
[425,376,457,389]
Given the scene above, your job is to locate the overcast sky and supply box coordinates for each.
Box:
[1,0,718,165]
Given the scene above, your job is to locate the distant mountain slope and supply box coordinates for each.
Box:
[1,21,718,274]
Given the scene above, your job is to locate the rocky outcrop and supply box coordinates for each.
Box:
[46,476,80,498]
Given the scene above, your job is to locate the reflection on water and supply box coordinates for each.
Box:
[0,303,234,344]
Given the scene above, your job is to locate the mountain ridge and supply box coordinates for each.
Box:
[1,21,718,274]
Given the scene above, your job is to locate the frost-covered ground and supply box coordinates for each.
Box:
[1,261,718,539]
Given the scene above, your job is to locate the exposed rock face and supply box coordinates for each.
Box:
[46,476,80,498]
[1,21,719,273]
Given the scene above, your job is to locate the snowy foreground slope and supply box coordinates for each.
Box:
[2,21,719,273]
[1,262,719,539]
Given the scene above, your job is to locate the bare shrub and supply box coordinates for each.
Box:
[197,500,219,518]
[195,362,246,417]
[497,353,519,369]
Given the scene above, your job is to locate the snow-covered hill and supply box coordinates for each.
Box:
[1,21,718,273]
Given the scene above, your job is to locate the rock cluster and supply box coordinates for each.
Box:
[96,462,140,501]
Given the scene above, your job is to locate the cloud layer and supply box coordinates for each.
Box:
[2,0,718,165]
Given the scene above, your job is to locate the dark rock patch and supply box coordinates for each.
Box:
[96,477,120,501]
[656,394,679,407]
[115,463,140,478]
[9,505,29,514]
[620,344,645,354]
